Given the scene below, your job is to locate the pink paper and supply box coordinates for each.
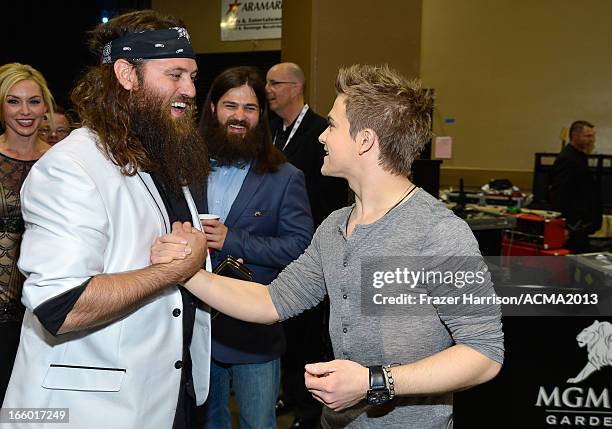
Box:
[434,136,452,159]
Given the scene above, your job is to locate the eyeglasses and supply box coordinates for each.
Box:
[265,80,298,89]
[39,127,70,137]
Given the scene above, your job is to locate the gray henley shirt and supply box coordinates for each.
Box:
[269,189,504,428]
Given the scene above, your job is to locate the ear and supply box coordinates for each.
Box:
[210,102,215,113]
[356,128,376,156]
[113,59,139,91]
[291,83,302,97]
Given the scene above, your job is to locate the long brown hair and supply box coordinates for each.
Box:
[199,66,285,174]
[71,10,185,175]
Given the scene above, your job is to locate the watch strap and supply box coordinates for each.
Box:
[368,365,386,390]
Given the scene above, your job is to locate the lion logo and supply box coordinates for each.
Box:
[567,320,612,383]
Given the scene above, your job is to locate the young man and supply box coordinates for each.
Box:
[154,64,504,428]
[3,10,210,429]
[198,66,313,428]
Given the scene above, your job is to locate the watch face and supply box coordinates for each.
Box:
[366,390,390,405]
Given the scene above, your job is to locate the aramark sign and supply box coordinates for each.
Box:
[220,0,282,41]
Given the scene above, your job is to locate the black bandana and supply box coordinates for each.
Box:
[102,27,195,64]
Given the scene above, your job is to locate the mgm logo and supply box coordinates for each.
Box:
[535,321,612,427]
[567,321,612,384]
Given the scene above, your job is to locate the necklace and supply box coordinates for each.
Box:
[384,184,417,217]
[345,184,417,235]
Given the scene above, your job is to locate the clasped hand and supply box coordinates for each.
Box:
[151,221,207,280]
[304,359,369,412]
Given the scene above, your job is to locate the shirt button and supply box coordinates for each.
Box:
[172,308,181,317]
[343,328,348,333]
[175,360,183,369]
[343,262,347,267]
[342,294,347,299]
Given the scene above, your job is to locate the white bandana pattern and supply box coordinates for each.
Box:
[171,27,190,41]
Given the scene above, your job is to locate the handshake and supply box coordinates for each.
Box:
[151,221,208,283]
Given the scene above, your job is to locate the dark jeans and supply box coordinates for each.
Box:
[203,358,280,428]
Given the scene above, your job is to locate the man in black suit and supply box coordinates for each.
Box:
[549,120,602,253]
[267,62,348,226]
[266,62,348,428]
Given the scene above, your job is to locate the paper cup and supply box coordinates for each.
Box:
[198,214,221,253]
[198,214,221,221]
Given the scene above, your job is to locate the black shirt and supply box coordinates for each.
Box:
[270,108,348,227]
[549,144,602,235]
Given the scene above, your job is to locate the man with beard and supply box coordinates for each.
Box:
[2,10,211,429]
[198,66,313,428]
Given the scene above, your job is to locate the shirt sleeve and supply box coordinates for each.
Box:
[18,151,109,326]
[268,225,327,320]
[33,279,89,335]
[422,217,505,364]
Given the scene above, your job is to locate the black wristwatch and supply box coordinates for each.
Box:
[366,365,391,405]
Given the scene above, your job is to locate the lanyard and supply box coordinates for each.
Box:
[273,104,309,151]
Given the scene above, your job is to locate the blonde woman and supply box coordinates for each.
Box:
[0,62,54,403]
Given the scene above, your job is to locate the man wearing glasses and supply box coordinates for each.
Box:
[266,62,348,429]
[38,106,72,145]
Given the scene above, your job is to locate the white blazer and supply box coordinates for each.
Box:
[2,128,211,429]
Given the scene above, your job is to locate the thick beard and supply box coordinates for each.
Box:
[130,88,209,195]
[204,116,266,166]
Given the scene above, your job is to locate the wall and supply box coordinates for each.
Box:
[152,0,281,53]
[421,0,612,189]
[151,1,612,191]
[279,0,314,103]
[306,0,422,115]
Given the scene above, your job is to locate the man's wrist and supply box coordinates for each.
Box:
[366,363,400,405]
[382,365,396,400]
[366,365,390,405]
[148,260,185,286]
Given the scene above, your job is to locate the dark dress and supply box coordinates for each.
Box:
[0,151,36,404]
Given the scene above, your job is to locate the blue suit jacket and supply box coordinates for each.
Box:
[204,162,314,363]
